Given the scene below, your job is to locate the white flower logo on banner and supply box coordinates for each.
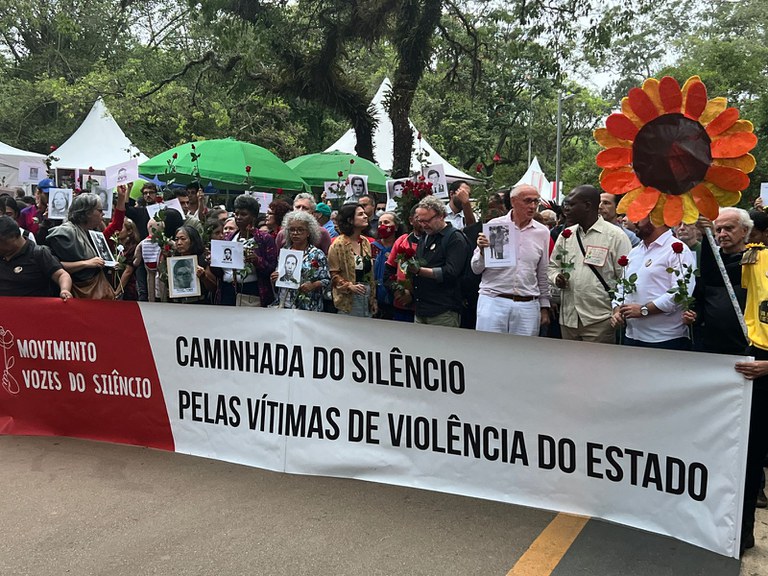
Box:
[0,326,19,395]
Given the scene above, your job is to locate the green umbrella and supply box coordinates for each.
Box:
[286,151,387,193]
[139,138,308,192]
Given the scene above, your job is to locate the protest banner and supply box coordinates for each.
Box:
[0,298,750,558]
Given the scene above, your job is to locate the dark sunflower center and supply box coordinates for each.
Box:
[632,113,712,196]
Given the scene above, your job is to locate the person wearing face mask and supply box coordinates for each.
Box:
[371,211,402,320]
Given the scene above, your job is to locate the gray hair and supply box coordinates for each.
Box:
[293,192,316,211]
[416,195,446,217]
[509,184,539,199]
[283,210,322,247]
[718,207,754,236]
[69,192,100,225]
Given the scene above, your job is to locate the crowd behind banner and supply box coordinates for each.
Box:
[2,176,768,556]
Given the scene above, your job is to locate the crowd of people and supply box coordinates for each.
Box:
[2,175,768,554]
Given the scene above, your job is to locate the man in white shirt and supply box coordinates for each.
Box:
[471,184,550,336]
[611,216,696,350]
[549,185,631,343]
[444,180,476,231]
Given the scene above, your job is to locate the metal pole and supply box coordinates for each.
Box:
[527,89,534,167]
[704,227,749,340]
[555,92,563,202]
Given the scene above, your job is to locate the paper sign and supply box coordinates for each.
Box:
[18,161,46,185]
[105,158,139,189]
[88,230,116,268]
[275,248,303,289]
[483,222,516,268]
[210,240,244,269]
[760,183,768,206]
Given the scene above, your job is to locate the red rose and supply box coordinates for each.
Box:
[476,163,484,173]
[337,170,344,177]
[277,188,284,195]
[172,153,178,159]
[311,260,319,268]
[493,153,501,163]
[402,246,417,259]
[245,165,252,173]
[349,158,355,164]
[88,166,94,173]
[417,131,422,140]
[618,255,629,267]
[561,229,573,239]
[418,175,425,182]
[49,145,57,152]
[191,143,196,150]
[671,241,684,254]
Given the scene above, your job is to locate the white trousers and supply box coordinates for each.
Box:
[475,294,540,336]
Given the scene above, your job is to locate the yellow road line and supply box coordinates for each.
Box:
[506,513,590,576]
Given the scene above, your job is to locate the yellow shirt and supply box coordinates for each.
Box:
[741,248,768,351]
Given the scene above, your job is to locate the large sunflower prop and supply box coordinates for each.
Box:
[595,76,758,226]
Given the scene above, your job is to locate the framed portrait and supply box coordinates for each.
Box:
[424,164,448,199]
[18,161,47,185]
[482,222,517,268]
[167,255,201,298]
[323,181,342,200]
[88,230,117,268]
[344,174,368,202]
[210,240,244,269]
[47,188,73,220]
[275,248,303,290]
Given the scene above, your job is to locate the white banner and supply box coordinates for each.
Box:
[140,305,750,558]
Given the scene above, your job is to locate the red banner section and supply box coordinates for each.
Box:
[0,298,174,450]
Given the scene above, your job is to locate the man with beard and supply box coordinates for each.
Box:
[445,180,476,231]
[611,216,696,350]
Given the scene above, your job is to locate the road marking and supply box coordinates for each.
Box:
[506,513,589,576]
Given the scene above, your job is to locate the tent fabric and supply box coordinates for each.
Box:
[325,78,479,182]
[0,141,46,188]
[51,98,148,171]
[514,157,557,201]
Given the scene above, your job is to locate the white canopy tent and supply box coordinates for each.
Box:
[0,140,46,188]
[51,97,148,173]
[514,156,558,202]
[325,78,478,182]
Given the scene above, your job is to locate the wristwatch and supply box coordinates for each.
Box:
[640,305,649,317]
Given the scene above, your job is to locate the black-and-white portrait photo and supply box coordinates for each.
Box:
[345,174,368,203]
[48,188,73,220]
[93,186,113,219]
[324,181,341,200]
[210,240,244,269]
[168,255,201,298]
[425,164,448,198]
[482,222,516,268]
[275,248,303,290]
[88,230,116,268]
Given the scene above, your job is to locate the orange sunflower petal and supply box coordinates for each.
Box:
[600,170,641,195]
[681,192,699,224]
[628,87,659,124]
[682,77,707,120]
[690,183,719,220]
[713,154,756,174]
[617,187,643,214]
[658,76,682,113]
[706,107,740,137]
[721,119,754,136]
[706,165,750,191]
[711,132,758,158]
[594,127,631,149]
[704,182,741,207]
[605,113,639,141]
[621,98,644,127]
[663,195,683,227]
[596,147,633,168]
[627,188,661,222]
[642,78,665,114]
[699,97,728,125]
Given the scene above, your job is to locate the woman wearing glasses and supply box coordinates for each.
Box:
[270,210,330,311]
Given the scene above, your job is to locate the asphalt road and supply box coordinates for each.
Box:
[0,435,755,576]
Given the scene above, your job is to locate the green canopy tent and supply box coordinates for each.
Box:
[138,138,308,195]
[286,151,387,194]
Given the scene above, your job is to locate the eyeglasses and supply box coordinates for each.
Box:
[415,213,439,225]
[515,197,540,205]
[287,227,308,234]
